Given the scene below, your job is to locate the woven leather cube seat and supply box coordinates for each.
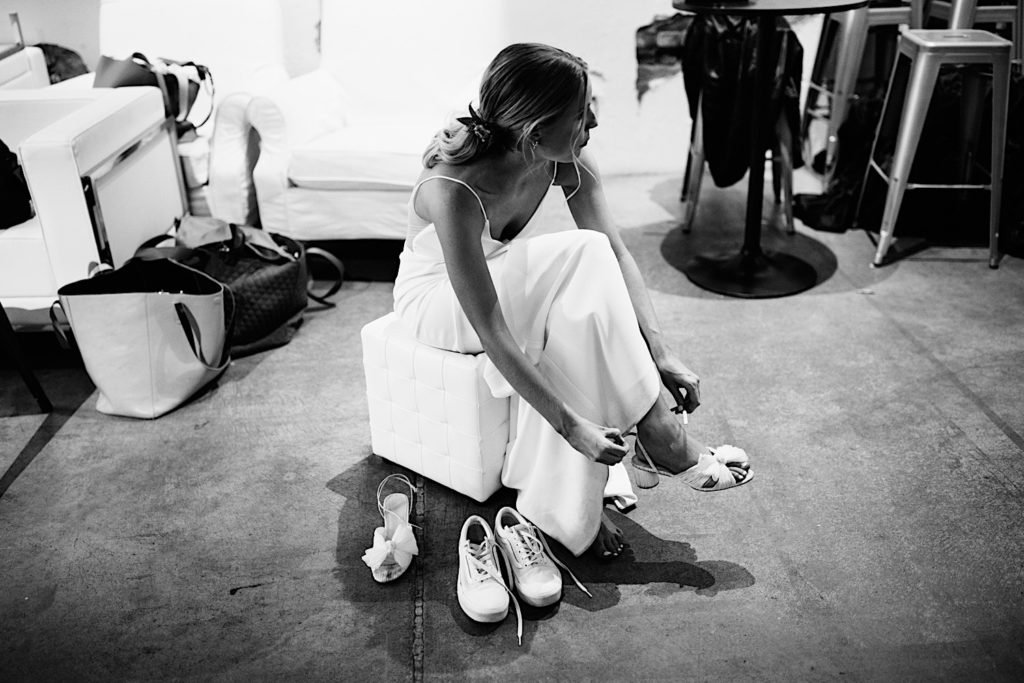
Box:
[361,313,509,502]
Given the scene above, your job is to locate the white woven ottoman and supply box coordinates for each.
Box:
[361,313,510,502]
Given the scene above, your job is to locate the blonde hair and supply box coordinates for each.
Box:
[423,43,589,168]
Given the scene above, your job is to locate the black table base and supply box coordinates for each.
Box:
[683,246,819,298]
[672,1,868,298]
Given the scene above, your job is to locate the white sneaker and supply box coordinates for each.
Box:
[494,507,576,607]
[457,516,514,625]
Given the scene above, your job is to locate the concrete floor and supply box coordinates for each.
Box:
[2,170,1024,681]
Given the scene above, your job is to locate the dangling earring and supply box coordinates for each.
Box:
[531,138,539,151]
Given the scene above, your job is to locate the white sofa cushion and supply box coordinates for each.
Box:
[289,123,437,191]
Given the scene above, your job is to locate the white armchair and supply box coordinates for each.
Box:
[245,0,694,243]
[247,0,502,242]
[0,87,185,329]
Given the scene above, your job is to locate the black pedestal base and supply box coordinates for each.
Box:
[682,248,819,298]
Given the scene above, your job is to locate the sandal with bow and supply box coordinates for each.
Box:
[631,437,753,492]
[361,473,419,582]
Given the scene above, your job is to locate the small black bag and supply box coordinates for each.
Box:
[1,137,34,229]
[94,52,214,135]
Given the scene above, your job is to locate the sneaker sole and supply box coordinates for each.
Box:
[458,596,509,623]
[517,589,561,608]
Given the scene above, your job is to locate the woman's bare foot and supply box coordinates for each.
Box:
[587,511,625,559]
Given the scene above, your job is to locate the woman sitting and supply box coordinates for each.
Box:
[394,42,752,560]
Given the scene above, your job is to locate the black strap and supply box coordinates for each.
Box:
[305,247,345,307]
[174,301,232,371]
[49,301,73,351]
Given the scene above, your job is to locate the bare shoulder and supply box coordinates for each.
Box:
[413,165,486,231]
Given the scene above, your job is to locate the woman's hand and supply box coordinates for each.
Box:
[565,415,629,466]
[657,354,701,414]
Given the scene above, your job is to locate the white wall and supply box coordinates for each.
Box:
[499,0,691,174]
[1,0,100,69]
[2,0,693,175]
[0,0,320,76]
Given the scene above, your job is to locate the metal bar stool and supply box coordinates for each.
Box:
[856,27,1012,266]
[801,1,925,184]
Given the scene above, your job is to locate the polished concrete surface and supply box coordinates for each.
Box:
[2,170,1023,681]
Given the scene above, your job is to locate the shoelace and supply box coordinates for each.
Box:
[464,538,523,645]
[503,523,592,598]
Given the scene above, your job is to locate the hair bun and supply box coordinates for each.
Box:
[456,104,498,148]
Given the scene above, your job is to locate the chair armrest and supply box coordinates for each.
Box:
[205,64,290,226]
[247,69,349,231]
[207,91,259,225]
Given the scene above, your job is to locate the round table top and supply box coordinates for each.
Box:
[672,0,868,16]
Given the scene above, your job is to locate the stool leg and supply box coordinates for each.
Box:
[774,112,796,234]
[957,69,986,186]
[989,52,1011,269]
[855,49,908,231]
[680,113,698,202]
[682,95,705,233]
[825,7,870,184]
[910,0,925,30]
[801,14,838,146]
[873,52,941,267]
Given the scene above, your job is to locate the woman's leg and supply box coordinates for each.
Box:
[495,230,661,556]
[635,392,751,483]
[399,229,667,555]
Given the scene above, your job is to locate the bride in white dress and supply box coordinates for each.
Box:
[393,43,752,559]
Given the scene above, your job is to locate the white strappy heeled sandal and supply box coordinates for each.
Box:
[361,473,419,583]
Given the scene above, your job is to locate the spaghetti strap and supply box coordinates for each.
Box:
[411,175,489,227]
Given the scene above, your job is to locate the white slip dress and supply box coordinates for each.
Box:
[393,162,661,556]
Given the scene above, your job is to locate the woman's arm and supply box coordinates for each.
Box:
[562,150,701,413]
[419,180,629,464]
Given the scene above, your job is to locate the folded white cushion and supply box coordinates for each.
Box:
[288,123,438,191]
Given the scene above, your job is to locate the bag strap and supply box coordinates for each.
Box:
[228,223,297,262]
[49,301,73,350]
[193,64,215,128]
[48,263,115,350]
[305,247,345,307]
[158,58,215,128]
[174,302,232,371]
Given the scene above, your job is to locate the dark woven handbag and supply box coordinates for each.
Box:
[137,225,341,356]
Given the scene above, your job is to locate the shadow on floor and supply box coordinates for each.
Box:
[326,456,755,663]
[0,334,95,499]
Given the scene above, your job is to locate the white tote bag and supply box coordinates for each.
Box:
[52,259,231,419]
